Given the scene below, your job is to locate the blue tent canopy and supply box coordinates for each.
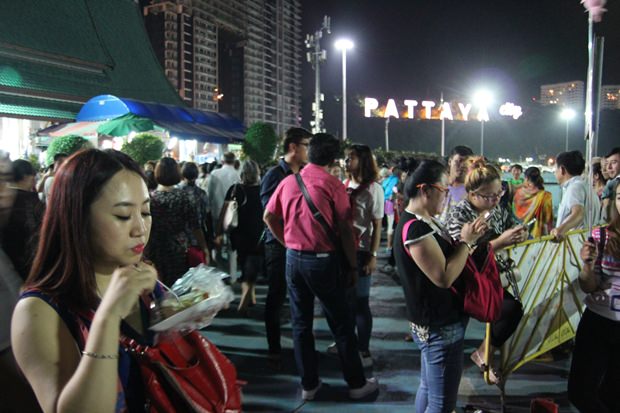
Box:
[76,95,245,143]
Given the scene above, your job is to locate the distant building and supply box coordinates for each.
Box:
[143,0,302,135]
[601,85,620,110]
[540,81,585,109]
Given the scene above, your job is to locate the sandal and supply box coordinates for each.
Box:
[470,351,501,385]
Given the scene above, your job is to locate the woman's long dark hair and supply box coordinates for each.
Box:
[26,149,146,310]
[347,144,379,185]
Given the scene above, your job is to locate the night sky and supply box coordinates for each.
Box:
[300,0,620,157]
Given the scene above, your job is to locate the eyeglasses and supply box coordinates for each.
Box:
[416,183,449,193]
[474,190,505,201]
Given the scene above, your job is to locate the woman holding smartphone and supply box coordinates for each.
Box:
[569,179,620,412]
[446,157,525,384]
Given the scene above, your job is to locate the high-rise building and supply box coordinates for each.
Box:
[539,81,585,109]
[143,0,302,135]
[601,85,620,110]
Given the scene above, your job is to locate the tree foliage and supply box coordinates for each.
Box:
[242,122,279,166]
[120,134,165,166]
[46,135,90,166]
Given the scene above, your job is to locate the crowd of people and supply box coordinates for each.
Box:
[0,129,619,412]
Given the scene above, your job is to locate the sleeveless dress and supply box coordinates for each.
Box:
[19,290,157,412]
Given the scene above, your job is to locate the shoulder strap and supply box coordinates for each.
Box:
[401,218,418,259]
[348,181,370,199]
[295,173,338,247]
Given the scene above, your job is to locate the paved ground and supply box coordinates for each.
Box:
[205,252,576,413]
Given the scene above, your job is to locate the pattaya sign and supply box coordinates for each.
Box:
[364,97,523,121]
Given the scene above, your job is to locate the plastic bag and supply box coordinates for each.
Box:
[150,264,234,332]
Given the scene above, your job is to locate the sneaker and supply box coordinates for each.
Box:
[359,351,373,368]
[301,380,322,401]
[326,342,338,355]
[349,377,379,399]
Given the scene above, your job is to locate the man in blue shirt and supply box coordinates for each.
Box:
[260,127,311,367]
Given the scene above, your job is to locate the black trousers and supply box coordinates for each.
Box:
[490,290,523,348]
[568,309,620,413]
[264,242,288,354]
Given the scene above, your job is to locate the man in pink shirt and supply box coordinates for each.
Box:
[264,133,378,401]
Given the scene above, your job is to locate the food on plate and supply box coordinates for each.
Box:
[159,289,210,319]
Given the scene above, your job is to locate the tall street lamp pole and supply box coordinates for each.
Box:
[335,39,353,140]
[561,108,576,152]
[480,120,485,156]
[473,89,492,157]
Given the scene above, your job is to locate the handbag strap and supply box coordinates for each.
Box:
[294,173,339,248]
[230,183,247,207]
[401,218,417,259]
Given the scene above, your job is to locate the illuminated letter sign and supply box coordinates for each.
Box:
[440,102,453,120]
[364,97,379,118]
[363,97,521,122]
[477,106,489,122]
[403,100,418,119]
[458,103,472,121]
[421,101,436,119]
[384,99,400,118]
[499,102,523,119]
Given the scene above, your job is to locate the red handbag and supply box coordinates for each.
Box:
[530,398,559,413]
[401,218,503,322]
[187,246,207,268]
[122,330,242,412]
[455,241,503,322]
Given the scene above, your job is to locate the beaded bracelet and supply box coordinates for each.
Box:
[81,350,119,360]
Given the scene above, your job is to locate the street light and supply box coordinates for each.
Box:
[335,38,353,140]
[473,89,493,156]
[560,108,576,152]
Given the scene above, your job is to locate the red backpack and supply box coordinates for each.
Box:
[402,218,503,322]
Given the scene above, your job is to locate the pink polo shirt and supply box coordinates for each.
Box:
[266,163,352,252]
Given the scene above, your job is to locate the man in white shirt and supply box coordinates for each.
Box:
[208,152,240,229]
[552,150,600,241]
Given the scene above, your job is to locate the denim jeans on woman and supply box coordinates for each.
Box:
[345,251,373,353]
[410,318,468,413]
[286,249,366,390]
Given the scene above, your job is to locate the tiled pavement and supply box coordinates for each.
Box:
[205,254,577,413]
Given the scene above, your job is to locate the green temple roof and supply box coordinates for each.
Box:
[0,0,183,121]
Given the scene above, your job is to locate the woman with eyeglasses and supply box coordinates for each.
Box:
[393,159,487,412]
[446,156,525,385]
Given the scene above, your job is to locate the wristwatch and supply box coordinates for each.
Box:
[370,251,378,257]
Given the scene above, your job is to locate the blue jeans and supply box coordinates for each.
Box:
[264,242,287,354]
[346,251,373,352]
[410,319,467,413]
[286,249,366,390]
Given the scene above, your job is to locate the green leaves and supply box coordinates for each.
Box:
[46,135,90,166]
[120,134,165,166]
[242,122,278,166]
